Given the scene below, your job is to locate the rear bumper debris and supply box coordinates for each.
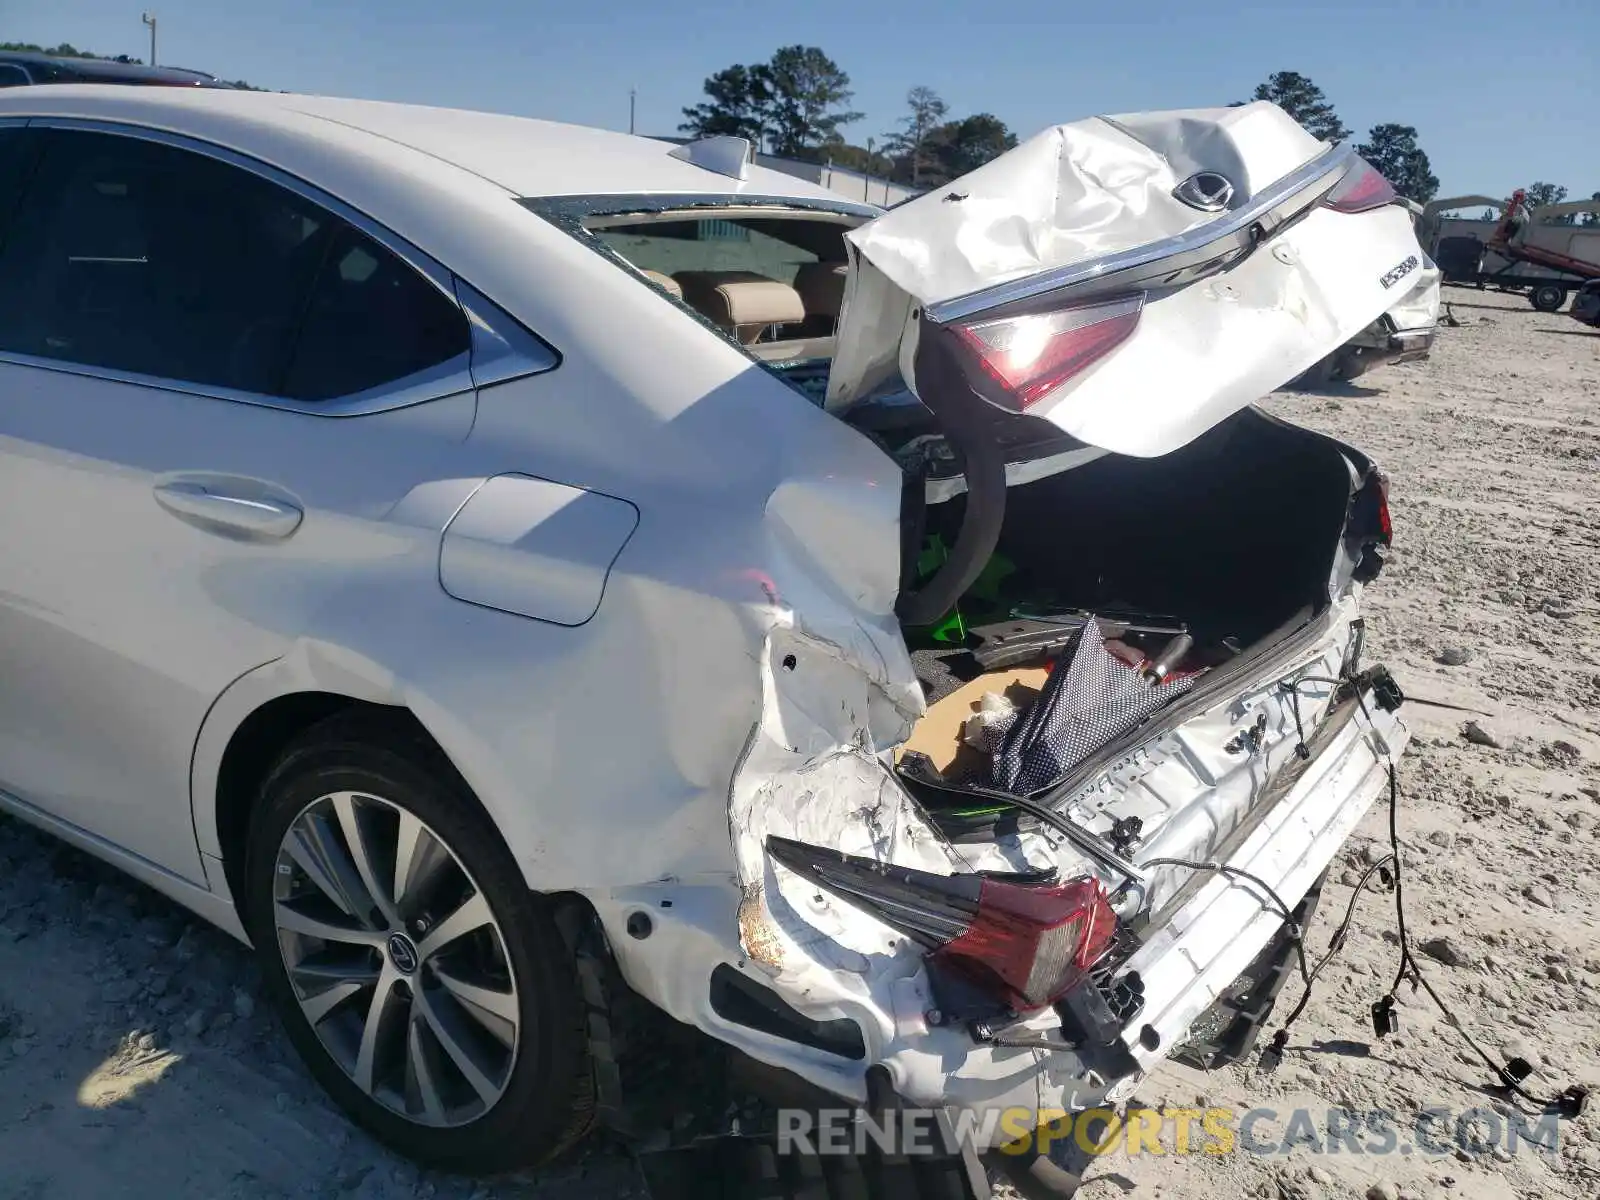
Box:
[587,646,1409,1155]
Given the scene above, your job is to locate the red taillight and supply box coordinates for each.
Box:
[952,296,1142,413]
[930,876,1117,1012]
[1322,156,1397,214]
[1375,471,1393,541]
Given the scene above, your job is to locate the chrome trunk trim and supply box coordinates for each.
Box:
[925,142,1358,325]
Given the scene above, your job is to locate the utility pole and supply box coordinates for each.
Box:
[141,11,157,68]
[628,88,636,136]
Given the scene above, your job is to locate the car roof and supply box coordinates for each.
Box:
[0,85,860,205]
[0,51,218,85]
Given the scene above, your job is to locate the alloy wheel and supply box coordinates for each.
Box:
[271,791,520,1127]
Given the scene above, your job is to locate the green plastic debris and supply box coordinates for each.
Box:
[909,535,1018,643]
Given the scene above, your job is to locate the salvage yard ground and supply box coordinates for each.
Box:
[0,288,1596,1200]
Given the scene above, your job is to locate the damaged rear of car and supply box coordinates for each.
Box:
[1293,199,1442,387]
[547,102,1421,1192]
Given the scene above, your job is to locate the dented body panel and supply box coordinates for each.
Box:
[585,594,1408,1141]
[829,103,1432,458]
[0,85,1425,1152]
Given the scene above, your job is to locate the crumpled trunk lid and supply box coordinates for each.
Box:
[828,101,1431,460]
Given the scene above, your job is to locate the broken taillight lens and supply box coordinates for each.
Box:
[1374,471,1393,541]
[1322,156,1397,214]
[765,835,1118,1014]
[931,876,1118,1012]
[1352,467,1393,545]
[950,296,1143,413]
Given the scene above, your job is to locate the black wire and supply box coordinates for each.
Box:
[1279,681,1312,759]
[1334,684,1578,1114]
[1382,759,1413,995]
[992,790,1142,883]
[1373,761,1573,1110]
[1154,666,1583,1115]
[1139,857,1310,986]
[987,660,1580,1115]
[1275,851,1395,1033]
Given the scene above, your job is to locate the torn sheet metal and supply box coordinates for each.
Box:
[848,102,1327,309]
[828,102,1432,459]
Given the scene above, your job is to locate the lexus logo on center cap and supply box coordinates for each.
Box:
[387,931,420,974]
[1173,171,1236,212]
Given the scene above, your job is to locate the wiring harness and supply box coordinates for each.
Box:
[1255,669,1589,1121]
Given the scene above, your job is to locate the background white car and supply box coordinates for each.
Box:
[0,86,1423,1193]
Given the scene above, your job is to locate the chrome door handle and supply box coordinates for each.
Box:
[153,478,304,539]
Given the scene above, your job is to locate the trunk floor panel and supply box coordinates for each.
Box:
[909,644,987,706]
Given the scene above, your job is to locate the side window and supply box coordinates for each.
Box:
[279,224,471,402]
[0,129,334,393]
[0,128,469,402]
[0,127,37,248]
[0,65,31,88]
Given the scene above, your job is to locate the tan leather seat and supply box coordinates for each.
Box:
[640,269,683,300]
[673,271,805,344]
[793,262,847,322]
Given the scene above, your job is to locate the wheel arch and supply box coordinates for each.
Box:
[193,647,472,919]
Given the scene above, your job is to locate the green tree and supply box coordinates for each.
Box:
[1523,181,1568,208]
[880,86,948,187]
[2,40,121,59]
[680,47,861,159]
[1520,182,1571,225]
[764,46,862,159]
[928,113,1018,180]
[1355,124,1439,203]
[679,63,775,147]
[2,40,264,88]
[1249,71,1350,142]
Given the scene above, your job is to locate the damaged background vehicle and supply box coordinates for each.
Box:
[0,86,1431,1195]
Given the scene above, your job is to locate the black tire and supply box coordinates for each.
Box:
[1291,352,1339,391]
[1530,284,1567,313]
[1334,347,1369,382]
[985,1109,1113,1198]
[242,711,594,1174]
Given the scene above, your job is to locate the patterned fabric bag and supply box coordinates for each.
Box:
[990,618,1196,795]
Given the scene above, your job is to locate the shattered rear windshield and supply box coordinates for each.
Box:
[520,194,874,392]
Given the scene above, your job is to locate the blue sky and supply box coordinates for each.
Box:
[9,0,1597,199]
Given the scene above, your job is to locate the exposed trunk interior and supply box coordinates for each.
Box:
[970,409,1355,649]
[906,408,1358,681]
[891,406,1364,805]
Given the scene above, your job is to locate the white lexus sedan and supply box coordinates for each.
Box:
[0,86,1425,1193]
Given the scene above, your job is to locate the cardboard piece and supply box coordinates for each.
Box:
[897,667,1049,779]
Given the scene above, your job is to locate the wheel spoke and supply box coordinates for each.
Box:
[332,792,401,929]
[405,1016,447,1125]
[415,988,500,1105]
[275,902,386,948]
[283,815,377,925]
[433,968,519,1047]
[300,981,365,1025]
[392,809,425,912]
[272,790,521,1129]
[393,810,452,917]
[353,965,404,1095]
[416,891,492,962]
[290,955,380,986]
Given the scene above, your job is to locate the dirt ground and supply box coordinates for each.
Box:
[0,287,1596,1200]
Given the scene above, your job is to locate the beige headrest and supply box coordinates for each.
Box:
[673,271,805,341]
[794,262,847,318]
[640,269,683,299]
